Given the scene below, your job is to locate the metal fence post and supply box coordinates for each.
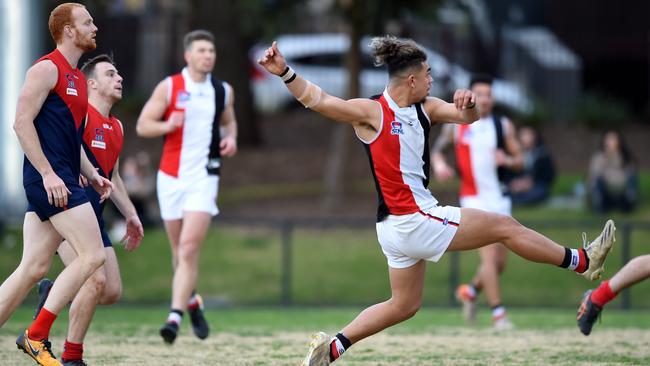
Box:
[620,223,632,310]
[281,219,294,306]
[449,251,460,307]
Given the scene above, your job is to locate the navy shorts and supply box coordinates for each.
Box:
[25,180,89,222]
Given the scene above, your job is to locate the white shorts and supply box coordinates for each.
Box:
[460,195,512,216]
[376,205,462,269]
[156,171,219,221]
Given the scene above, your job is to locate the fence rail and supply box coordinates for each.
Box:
[216,216,650,309]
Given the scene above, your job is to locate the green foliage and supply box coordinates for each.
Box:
[575,91,633,129]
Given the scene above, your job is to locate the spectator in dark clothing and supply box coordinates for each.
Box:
[588,129,638,213]
[510,126,555,205]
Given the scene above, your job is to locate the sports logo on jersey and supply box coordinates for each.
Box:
[390,121,404,135]
[102,123,113,130]
[65,73,78,96]
[442,218,449,226]
[91,140,106,149]
[92,128,106,149]
[175,91,190,109]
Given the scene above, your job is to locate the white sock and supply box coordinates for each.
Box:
[167,312,182,325]
[567,248,580,271]
[331,337,346,359]
[492,306,506,320]
[188,294,199,307]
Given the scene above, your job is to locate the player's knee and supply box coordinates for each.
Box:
[90,271,107,296]
[92,251,107,269]
[401,301,421,320]
[392,297,421,320]
[80,251,106,273]
[22,262,49,284]
[99,284,122,305]
[495,215,522,240]
[178,245,200,264]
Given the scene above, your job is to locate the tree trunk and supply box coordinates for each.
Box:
[321,0,364,211]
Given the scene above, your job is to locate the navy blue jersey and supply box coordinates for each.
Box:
[23,49,88,187]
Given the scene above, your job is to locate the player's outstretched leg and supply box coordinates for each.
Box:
[447,210,615,282]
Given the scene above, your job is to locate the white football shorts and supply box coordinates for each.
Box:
[376,205,462,269]
[156,170,219,220]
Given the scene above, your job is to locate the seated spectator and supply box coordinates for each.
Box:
[588,129,638,213]
[510,125,555,205]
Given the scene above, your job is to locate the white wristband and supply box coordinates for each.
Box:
[280,66,296,83]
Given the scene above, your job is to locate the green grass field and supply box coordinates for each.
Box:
[1,219,650,308]
[1,306,649,365]
[1,173,650,364]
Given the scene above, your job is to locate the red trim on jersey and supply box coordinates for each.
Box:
[160,74,186,177]
[455,124,478,197]
[83,105,124,178]
[369,96,419,215]
[418,210,459,227]
[37,49,88,129]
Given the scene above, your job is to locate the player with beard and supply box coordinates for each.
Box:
[0,4,112,366]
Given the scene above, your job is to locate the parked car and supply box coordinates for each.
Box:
[250,33,532,114]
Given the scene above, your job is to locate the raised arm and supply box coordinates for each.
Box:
[424,91,480,125]
[218,82,238,157]
[136,79,183,138]
[257,41,381,141]
[13,61,72,207]
[431,124,456,182]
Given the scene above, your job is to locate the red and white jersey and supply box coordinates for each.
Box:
[455,115,506,199]
[362,89,438,222]
[160,67,227,179]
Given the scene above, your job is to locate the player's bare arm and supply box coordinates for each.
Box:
[257,41,381,142]
[495,119,524,170]
[136,79,183,138]
[423,91,479,125]
[219,82,238,157]
[431,124,456,182]
[110,158,144,251]
[13,60,72,207]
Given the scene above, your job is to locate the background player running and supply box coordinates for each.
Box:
[432,74,523,329]
[137,29,238,344]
